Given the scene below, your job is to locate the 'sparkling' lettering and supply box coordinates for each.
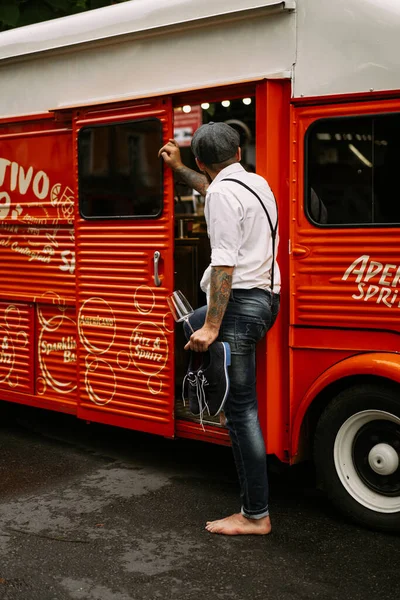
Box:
[41,336,77,356]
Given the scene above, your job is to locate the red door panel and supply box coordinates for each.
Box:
[291,99,400,335]
[74,99,175,437]
[289,99,400,434]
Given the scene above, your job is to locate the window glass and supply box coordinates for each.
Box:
[307,114,400,226]
[79,119,163,219]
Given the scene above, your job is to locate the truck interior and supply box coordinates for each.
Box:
[172,93,256,426]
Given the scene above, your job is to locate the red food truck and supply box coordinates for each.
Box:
[0,0,399,531]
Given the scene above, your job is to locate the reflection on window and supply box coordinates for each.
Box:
[307,114,400,226]
[78,119,163,219]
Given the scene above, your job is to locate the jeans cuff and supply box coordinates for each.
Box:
[241,506,269,520]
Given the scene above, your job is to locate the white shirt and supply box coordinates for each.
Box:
[200,163,281,297]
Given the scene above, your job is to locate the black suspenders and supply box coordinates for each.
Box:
[221,178,278,294]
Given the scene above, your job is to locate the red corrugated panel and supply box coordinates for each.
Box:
[0,301,33,395]
[289,98,400,456]
[0,116,78,411]
[35,303,77,404]
[291,99,400,333]
[0,122,76,305]
[74,100,175,437]
[0,125,73,224]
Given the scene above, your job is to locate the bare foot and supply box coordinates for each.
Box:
[205,513,271,535]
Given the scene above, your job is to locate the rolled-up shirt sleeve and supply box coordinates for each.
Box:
[208,191,243,267]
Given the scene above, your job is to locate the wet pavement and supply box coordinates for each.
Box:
[0,403,399,600]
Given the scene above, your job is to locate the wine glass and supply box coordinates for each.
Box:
[167,290,194,333]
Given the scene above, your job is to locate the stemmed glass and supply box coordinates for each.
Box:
[167,290,194,333]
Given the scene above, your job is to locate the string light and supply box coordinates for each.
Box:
[201,103,210,110]
[242,98,252,105]
[182,105,192,113]
[221,100,230,108]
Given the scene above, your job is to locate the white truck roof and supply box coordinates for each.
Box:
[0,0,398,118]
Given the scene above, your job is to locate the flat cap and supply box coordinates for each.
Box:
[191,122,240,165]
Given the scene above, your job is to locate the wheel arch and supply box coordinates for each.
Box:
[291,352,400,463]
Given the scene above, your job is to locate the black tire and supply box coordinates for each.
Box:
[314,384,400,532]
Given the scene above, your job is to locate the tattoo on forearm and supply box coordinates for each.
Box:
[175,166,209,196]
[207,267,232,327]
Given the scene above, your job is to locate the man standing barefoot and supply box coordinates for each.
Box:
[159,123,280,535]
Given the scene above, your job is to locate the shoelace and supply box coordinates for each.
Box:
[181,371,197,407]
[197,371,210,415]
[197,371,210,427]
[182,370,210,430]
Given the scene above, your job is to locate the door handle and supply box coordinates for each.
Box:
[153,251,161,287]
[292,246,310,258]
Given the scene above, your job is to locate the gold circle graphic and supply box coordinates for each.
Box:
[163,311,174,333]
[85,357,117,406]
[117,350,131,370]
[134,285,155,314]
[38,315,77,395]
[5,305,21,330]
[148,375,163,395]
[0,325,14,384]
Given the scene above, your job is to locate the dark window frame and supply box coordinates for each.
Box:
[304,111,400,229]
[78,117,164,221]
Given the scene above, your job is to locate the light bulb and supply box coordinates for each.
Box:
[242,97,252,105]
[221,100,230,108]
[201,103,210,110]
[182,105,192,113]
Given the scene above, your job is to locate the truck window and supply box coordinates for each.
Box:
[78,119,163,219]
[306,113,400,226]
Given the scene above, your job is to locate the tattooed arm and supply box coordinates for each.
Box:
[175,164,209,197]
[207,266,233,329]
[158,139,209,196]
[184,266,234,353]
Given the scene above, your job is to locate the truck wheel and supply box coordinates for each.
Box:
[314,384,400,532]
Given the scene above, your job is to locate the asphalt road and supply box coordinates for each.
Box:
[0,404,399,600]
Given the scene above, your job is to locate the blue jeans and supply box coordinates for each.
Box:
[186,288,280,519]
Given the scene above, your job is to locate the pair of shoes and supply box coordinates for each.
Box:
[182,341,231,421]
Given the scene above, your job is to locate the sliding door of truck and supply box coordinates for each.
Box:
[74,99,175,437]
